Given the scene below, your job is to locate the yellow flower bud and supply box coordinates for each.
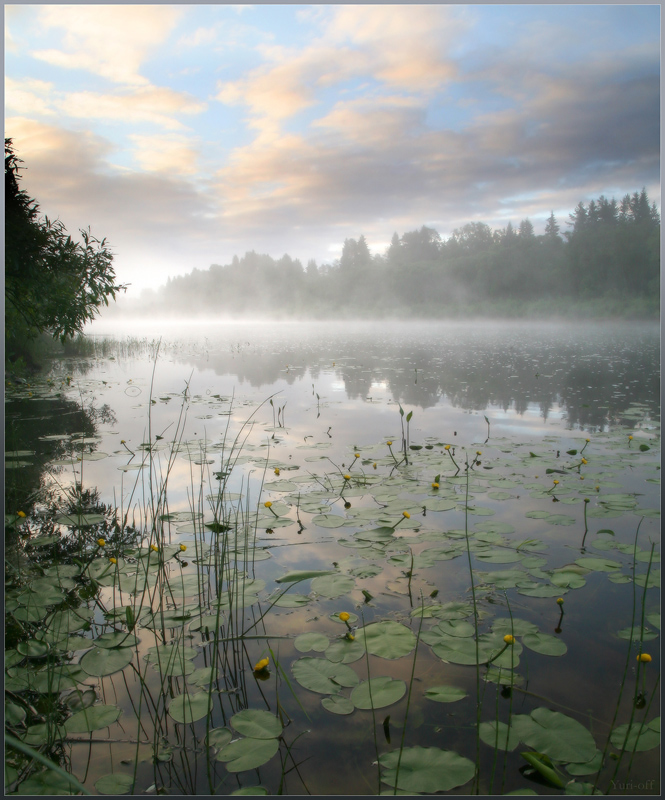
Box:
[556,598,564,605]
[402,511,410,519]
[431,482,439,489]
[553,480,559,485]
[17,511,26,518]
[338,612,350,622]
[444,444,451,450]
[581,458,587,464]
[476,450,482,456]
[348,634,355,641]
[628,435,633,440]
[503,635,515,645]
[97,538,106,547]
[373,463,377,469]
[274,468,280,475]
[109,557,117,564]
[343,474,351,481]
[637,653,652,663]
[150,544,159,552]
[585,438,590,443]
[386,441,393,446]
[254,657,270,671]
[354,452,360,458]
[180,544,187,551]
[264,501,272,508]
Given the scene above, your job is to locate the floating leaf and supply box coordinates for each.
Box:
[512,708,596,763]
[522,633,567,656]
[479,720,521,751]
[294,632,330,653]
[230,709,282,739]
[311,573,356,598]
[80,647,134,677]
[361,620,416,659]
[292,657,359,694]
[65,704,121,733]
[95,774,134,795]
[424,685,467,703]
[351,676,407,709]
[610,721,660,752]
[275,570,334,583]
[379,746,475,793]
[168,692,211,724]
[321,695,355,715]
[217,738,279,772]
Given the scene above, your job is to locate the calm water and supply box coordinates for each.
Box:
[5,320,660,795]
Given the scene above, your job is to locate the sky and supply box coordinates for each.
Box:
[5,3,661,296]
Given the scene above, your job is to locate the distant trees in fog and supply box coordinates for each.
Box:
[156,188,659,317]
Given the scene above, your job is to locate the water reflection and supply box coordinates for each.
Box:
[102,321,661,433]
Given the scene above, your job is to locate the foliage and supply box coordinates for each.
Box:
[5,139,125,364]
[152,188,659,320]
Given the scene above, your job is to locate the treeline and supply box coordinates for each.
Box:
[153,188,659,318]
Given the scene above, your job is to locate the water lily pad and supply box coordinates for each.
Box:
[95,774,134,795]
[93,631,139,649]
[231,787,268,795]
[80,647,134,677]
[207,727,233,749]
[295,632,330,653]
[522,632,568,656]
[611,720,660,752]
[325,638,366,664]
[479,720,521,751]
[351,676,406,709]
[312,514,347,528]
[379,746,475,793]
[321,695,355,715]
[311,573,356,598]
[217,738,279,772]
[564,750,604,776]
[292,657,359,694]
[491,618,539,637]
[512,708,596,763]
[64,704,121,733]
[168,692,211,724]
[231,708,282,739]
[575,556,622,572]
[361,620,417,659]
[273,593,311,608]
[275,569,334,583]
[424,685,467,703]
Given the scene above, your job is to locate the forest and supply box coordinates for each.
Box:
[150,189,660,319]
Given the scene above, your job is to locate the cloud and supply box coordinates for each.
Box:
[5,77,56,116]
[32,5,182,87]
[129,134,200,175]
[55,87,206,130]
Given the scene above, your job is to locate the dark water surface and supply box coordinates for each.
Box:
[5,320,660,796]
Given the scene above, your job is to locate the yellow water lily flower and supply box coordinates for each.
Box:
[354,452,360,458]
[402,511,410,519]
[556,598,564,605]
[553,480,559,485]
[476,450,482,456]
[581,458,588,464]
[254,657,270,671]
[628,435,633,440]
[343,474,351,481]
[444,444,451,451]
[150,544,159,552]
[274,468,280,475]
[97,538,106,547]
[338,612,350,622]
[431,482,439,489]
[180,544,187,552]
[347,634,355,641]
[637,653,652,663]
[503,635,515,644]
[17,511,26,518]
[109,557,117,564]
[585,438,590,443]
[264,501,272,508]
[386,441,393,446]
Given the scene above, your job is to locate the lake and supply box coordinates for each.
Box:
[5,320,660,796]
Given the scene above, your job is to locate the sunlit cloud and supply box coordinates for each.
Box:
[32,4,182,87]
[129,133,200,175]
[5,77,56,117]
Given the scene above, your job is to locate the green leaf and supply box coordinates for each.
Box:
[207,727,233,750]
[361,620,417,659]
[522,632,568,656]
[168,692,211,724]
[231,787,268,795]
[294,632,330,652]
[324,637,366,664]
[565,750,604,776]
[64,704,121,733]
[95,774,134,795]
[380,746,475,793]
[217,738,279,772]
[512,708,596,763]
[311,573,356,598]
[610,721,660,752]
[230,709,282,739]
[351,676,406,709]
[479,721,521,751]
[521,751,565,788]
[424,685,467,703]
[292,657,359,694]
[80,647,134,677]
[321,695,355,715]
[275,569,335,583]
